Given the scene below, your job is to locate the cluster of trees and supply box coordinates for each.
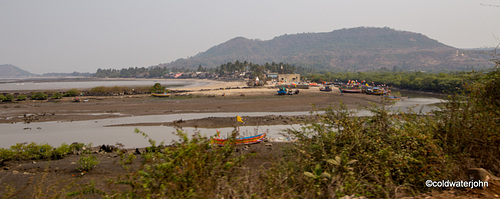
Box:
[303,71,482,93]
[95,67,208,78]
[215,60,313,76]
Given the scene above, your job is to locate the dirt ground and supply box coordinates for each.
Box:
[1,80,499,198]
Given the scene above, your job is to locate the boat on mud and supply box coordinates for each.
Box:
[320,86,333,92]
[277,87,287,95]
[211,133,267,146]
[339,85,362,93]
[365,87,384,95]
[151,93,171,97]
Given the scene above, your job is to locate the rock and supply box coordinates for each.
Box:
[99,144,117,153]
[134,148,141,155]
[466,168,500,182]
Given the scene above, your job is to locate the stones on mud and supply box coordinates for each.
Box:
[174,119,184,124]
[99,144,117,153]
[466,168,500,183]
[134,148,142,155]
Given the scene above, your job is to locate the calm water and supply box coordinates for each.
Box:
[0,79,208,91]
[0,112,308,148]
[0,95,443,148]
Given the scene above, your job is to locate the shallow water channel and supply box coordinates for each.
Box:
[0,97,443,148]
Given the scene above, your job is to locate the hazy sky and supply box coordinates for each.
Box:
[1,0,499,74]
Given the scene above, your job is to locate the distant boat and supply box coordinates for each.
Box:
[211,133,266,146]
[151,93,171,97]
[365,87,384,95]
[383,95,407,101]
[339,85,362,93]
[320,86,333,92]
[277,87,287,95]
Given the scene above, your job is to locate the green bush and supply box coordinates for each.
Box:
[4,94,14,102]
[149,83,167,94]
[16,95,27,101]
[114,128,242,198]
[281,104,446,198]
[64,89,80,97]
[30,92,48,100]
[77,154,100,172]
[0,94,6,102]
[52,92,63,99]
[0,142,76,162]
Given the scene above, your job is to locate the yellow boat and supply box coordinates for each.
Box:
[151,93,171,97]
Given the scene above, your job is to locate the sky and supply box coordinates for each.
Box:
[1,0,499,74]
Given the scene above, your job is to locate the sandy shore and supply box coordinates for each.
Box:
[0,79,385,125]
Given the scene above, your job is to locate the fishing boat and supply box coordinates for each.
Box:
[211,133,267,146]
[277,87,287,95]
[339,85,362,93]
[319,86,333,92]
[151,93,171,97]
[365,87,384,95]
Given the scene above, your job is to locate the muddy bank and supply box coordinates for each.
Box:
[106,115,322,128]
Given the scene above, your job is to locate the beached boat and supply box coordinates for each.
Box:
[339,86,362,93]
[277,87,287,95]
[383,95,400,100]
[365,87,384,95]
[151,93,171,97]
[211,133,267,146]
[320,86,333,92]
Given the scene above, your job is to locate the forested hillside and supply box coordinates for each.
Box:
[159,27,493,72]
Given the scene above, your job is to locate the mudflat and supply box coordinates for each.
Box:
[0,80,385,125]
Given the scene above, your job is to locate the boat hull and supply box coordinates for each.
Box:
[151,93,171,97]
[211,133,266,146]
[339,88,362,93]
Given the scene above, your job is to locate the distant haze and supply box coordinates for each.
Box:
[1,0,499,74]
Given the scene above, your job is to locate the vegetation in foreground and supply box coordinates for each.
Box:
[1,63,499,198]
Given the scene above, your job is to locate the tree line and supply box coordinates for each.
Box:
[302,70,488,93]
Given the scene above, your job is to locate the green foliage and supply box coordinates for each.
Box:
[0,142,84,162]
[77,154,100,172]
[281,103,446,197]
[16,95,27,101]
[114,128,242,198]
[64,89,80,97]
[0,142,75,161]
[52,92,63,99]
[2,94,14,102]
[0,94,6,102]
[30,92,48,100]
[304,71,472,93]
[431,66,500,174]
[149,83,167,94]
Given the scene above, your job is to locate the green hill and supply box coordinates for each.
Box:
[160,27,493,72]
[0,64,35,78]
